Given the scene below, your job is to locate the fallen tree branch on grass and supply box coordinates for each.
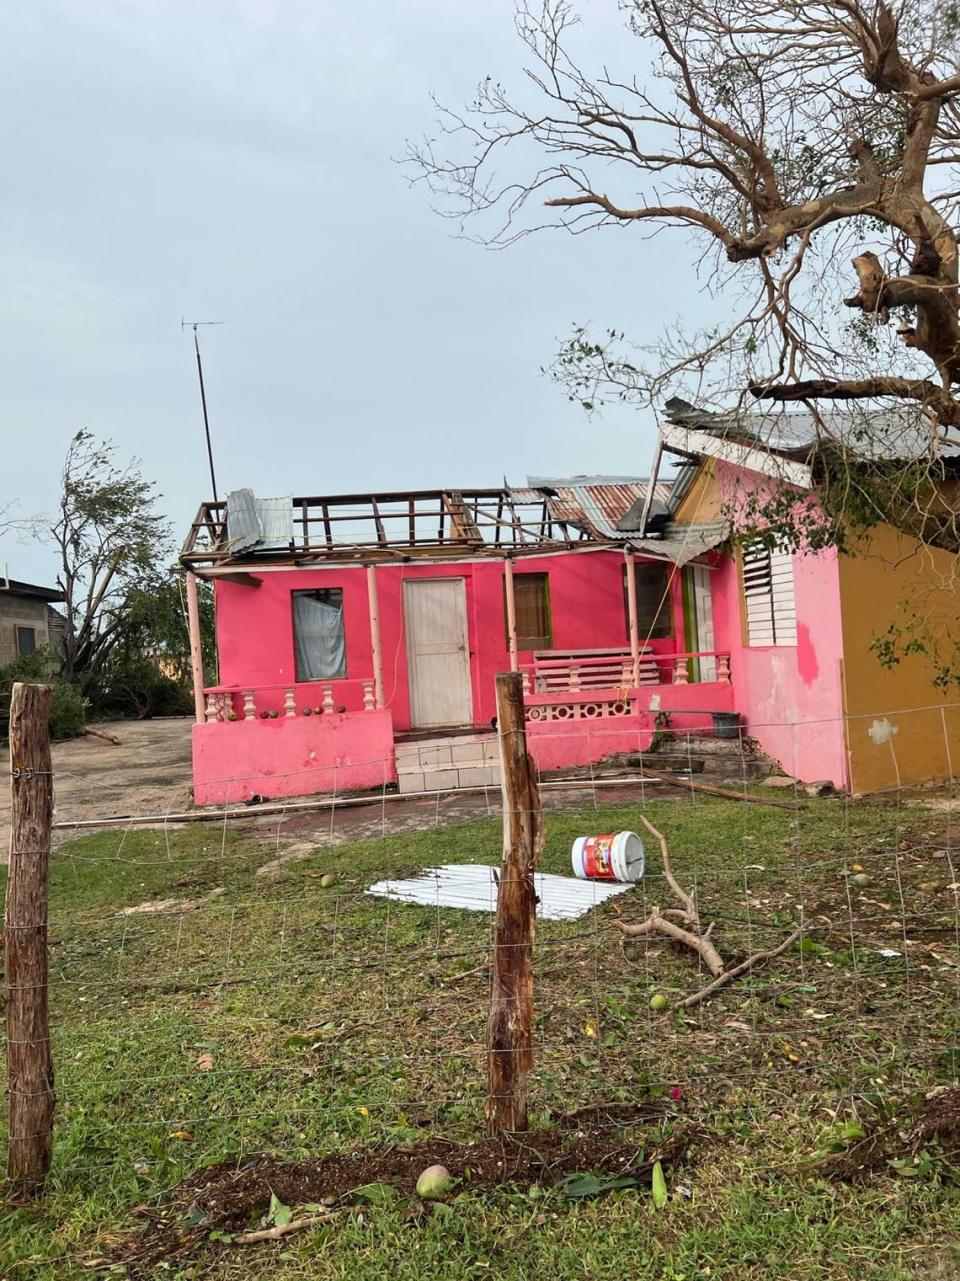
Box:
[612,816,801,1007]
[232,1212,337,1244]
[675,926,804,1010]
[636,766,802,810]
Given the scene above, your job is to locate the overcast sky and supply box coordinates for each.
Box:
[1,0,700,585]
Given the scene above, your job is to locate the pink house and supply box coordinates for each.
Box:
[180,480,734,804]
[654,399,960,794]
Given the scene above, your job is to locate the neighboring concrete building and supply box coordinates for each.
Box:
[0,577,66,667]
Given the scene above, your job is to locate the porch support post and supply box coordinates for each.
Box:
[185,570,206,725]
[366,564,385,710]
[624,547,640,687]
[504,557,519,672]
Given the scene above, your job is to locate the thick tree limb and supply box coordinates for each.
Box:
[726,184,880,261]
[612,907,726,978]
[749,377,960,425]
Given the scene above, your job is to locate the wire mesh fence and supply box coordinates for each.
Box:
[4,697,960,1273]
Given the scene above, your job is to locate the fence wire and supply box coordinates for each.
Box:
[3,712,960,1238]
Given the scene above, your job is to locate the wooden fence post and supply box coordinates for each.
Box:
[5,682,55,1193]
[487,671,542,1134]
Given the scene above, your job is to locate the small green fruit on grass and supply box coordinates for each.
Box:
[416,1164,452,1199]
[851,873,871,888]
[319,873,336,889]
[650,993,669,1012]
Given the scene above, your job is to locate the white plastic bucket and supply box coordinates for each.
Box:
[571,831,645,883]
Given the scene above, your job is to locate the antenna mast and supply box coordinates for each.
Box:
[182,318,223,504]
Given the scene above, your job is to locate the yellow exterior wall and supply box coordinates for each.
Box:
[839,525,960,793]
[671,460,726,524]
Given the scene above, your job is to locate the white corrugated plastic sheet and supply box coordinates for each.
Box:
[366,863,633,921]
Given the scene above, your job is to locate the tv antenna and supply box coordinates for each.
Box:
[182,317,224,504]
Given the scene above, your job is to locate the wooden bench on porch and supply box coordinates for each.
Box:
[528,647,661,693]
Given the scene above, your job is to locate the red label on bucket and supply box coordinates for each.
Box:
[581,834,617,879]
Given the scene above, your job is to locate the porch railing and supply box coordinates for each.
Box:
[527,647,730,694]
[200,678,378,723]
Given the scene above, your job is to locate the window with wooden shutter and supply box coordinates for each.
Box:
[508,573,552,650]
[741,540,797,646]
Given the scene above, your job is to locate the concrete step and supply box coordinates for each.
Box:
[398,760,502,795]
[395,734,499,775]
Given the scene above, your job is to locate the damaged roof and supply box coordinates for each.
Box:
[663,397,960,464]
[518,474,672,540]
[181,473,727,569]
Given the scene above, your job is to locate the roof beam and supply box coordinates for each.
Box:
[660,423,812,489]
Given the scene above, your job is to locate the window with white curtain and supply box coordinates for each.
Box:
[741,540,797,647]
[292,589,347,680]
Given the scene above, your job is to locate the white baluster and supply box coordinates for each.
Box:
[243,690,256,721]
[204,692,219,723]
[284,688,297,717]
[521,670,531,697]
[673,656,689,685]
[322,686,335,714]
[362,680,375,711]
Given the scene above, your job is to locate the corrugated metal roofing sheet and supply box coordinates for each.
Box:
[522,475,672,540]
[628,520,730,565]
[663,400,960,463]
[225,489,294,554]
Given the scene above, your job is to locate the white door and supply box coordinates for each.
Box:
[692,564,717,681]
[404,578,474,728]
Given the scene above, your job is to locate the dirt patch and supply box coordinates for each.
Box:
[116,1120,698,1273]
[823,1085,960,1181]
[0,717,194,858]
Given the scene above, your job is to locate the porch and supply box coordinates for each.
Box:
[191,645,735,804]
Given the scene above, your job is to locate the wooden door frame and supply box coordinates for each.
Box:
[403,576,474,729]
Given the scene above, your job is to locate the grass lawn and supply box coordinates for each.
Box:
[2,793,960,1279]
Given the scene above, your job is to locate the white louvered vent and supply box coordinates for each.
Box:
[742,540,797,647]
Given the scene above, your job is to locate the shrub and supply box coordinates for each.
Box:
[48,681,87,739]
[0,648,87,740]
[94,655,193,720]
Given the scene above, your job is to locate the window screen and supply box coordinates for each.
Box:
[15,626,37,657]
[292,589,347,680]
[509,573,552,650]
[742,540,797,646]
[624,561,673,640]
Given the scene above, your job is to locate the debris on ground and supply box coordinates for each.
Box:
[367,863,633,920]
[117,887,224,916]
[115,1122,698,1273]
[821,1085,960,1182]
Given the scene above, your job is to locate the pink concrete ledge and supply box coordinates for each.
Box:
[192,709,396,805]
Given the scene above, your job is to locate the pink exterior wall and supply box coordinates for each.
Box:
[192,709,395,805]
[212,548,684,732]
[526,682,735,772]
[192,544,748,805]
[708,462,849,788]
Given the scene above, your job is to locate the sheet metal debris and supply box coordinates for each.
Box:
[366,863,633,921]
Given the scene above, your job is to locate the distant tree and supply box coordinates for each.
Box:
[95,573,216,719]
[52,431,172,694]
